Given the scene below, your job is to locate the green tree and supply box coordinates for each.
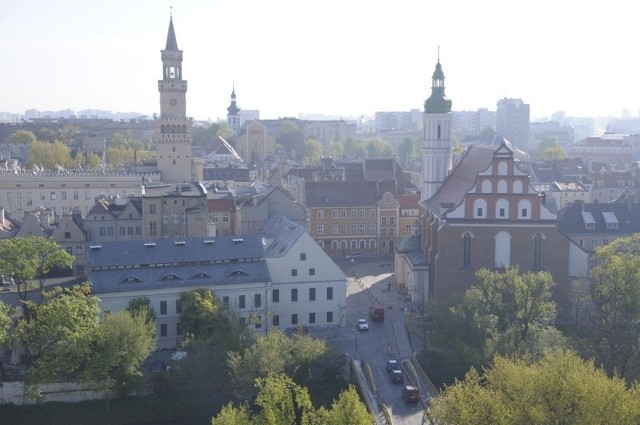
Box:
[0,236,74,303]
[582,234,640,381]
[211,375,372,425]
[540,145,565,160]
[303,138,323,165]
[127,297,157,323]
[435,267,563,376]
[106,145,135,168]
[315,385,374,425]
[57,125,79,145]
[178,288,224,340]
[227,329,327,397]
[429,350,640,425]
[83,310,156,409]
[365,138,394,159]
[533,137,560,161]
[35,127,56,143]
[342,137,367,159]
[85,152,103,168]
[329,141,344,158]
[217,123,234,142]
[0,301,12,348]
[193,122,220,146]
[276,119,303,159]
[398,136,419,166]
[17,283,100,399]
[27,140,73,169]
[211,401,252,425]
[7,129,37,145]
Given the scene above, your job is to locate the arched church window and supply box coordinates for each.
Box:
[533,233,545,270]
[513,180,523,193]
[462,232,473,268]
[498,161,508,176]
[494,231,511,269]
[497,180,508,193]
[481,180,492,193]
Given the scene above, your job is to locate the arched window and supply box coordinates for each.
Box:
[462,232,473,267]
[518,199,532,219]
[498,161,508,175]
[513,180,523,194]
[318,240,325,249]
[340,240,347,250]
[497,180,508,193]
[533,233,545,270]
[473,199,487,218]
[331,240,338,250]
[359,240,366,249]
[351,240,357,250]
[495,198,509,219]
[495,231,511,268]
[369,240,376,250]
[481,180,492,193]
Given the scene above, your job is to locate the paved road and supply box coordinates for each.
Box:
[329,257,428,425]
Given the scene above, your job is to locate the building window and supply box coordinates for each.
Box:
[351,224,357,234]
[327,287,333,300]
[309,268,315,276]
[332,210,338,219]
[300,253,306,261]
[359,209,365,218]
[332,224,339,234]
[341,210,347,218]
[462,232,472,268]
[273,314,280,326]
[477,207,483,217]
[291,289,298,302]
[149,204,156,214]
[389,216,395,225]
[499,208,505,217]
[327,311,333,323]
[351,210,357,218]
[533,233,544,270]
[309,288,316,301]
[149,222,157,236]
[340,224,346,234]
[309,313,316,324]
[360,224,365,233]
[521,208,528,217]
[381,216,387,225]
[254,293,262,308]
[176,300,182,314]
[317,210,323,219]
[317,225,323,235]
[291,269,298,277]
[239,295,246,309]
[291,314,298,325]
[160,324,167,337]
[64,232,71,239]
[255,316,262,329]
[160,301,167,315]
[222,296,229,309]
[272,289,279,303]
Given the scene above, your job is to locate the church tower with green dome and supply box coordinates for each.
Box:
[421,52,453,201]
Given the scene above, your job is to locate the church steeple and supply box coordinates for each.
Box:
[227,83,241,135]
[421,50,453,202]
[424,48,452,114]
[165,16,179,51]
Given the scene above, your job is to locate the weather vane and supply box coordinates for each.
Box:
[170,5,173,17]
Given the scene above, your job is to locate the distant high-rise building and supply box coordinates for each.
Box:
[421,56,453,202]
[496,98,530,150]
[154,15,194,184]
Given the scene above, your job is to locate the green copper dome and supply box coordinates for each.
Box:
[424,60,452,114]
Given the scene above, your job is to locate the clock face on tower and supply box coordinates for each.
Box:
[170,98,177,106]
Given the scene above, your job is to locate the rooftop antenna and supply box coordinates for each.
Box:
[438,45,440,63]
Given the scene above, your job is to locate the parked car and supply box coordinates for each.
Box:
[356,318,369,331]
[402,385,420,403]
[386,359,400,372]
[345,252,362,260]
[390,369,404,384]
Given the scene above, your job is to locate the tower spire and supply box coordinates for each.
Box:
[165,12,179,51]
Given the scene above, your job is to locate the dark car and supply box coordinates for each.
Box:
[386,359,400,372]
[390,369,404,384]
[402,385,420,403]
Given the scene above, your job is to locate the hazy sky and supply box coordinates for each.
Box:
[1,0,637,121]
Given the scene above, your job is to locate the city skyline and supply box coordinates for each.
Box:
[1,0,638,122]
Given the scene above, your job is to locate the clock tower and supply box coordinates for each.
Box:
[155,15,193,184]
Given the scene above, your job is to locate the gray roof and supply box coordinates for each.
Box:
[88,234,265,268]
[262,213,306,257]
[88,234,270,294]
[558,201,640,235]
[424,144,495,215]
[91,261,270,294]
